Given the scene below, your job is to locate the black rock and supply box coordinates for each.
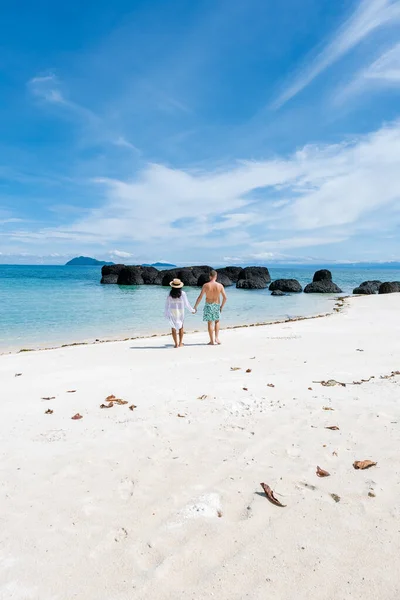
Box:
[269,279,302,293]
[271,290,286,296]
[360,280,382,289]
[313,269,332,282]
[141,266,160,284]
[353,280,382,295]
[117,266,144,285]
[161,268,199,287]
[237,278,268,290]
[101,264,125,276]
[197,270,233,287]
[379,281,400,294]
[190,265,213,280]
[101,274,119,284]
[304,281,342,294]
[237,266,271,284]
[101,264,125,284]
[219,266,243,283]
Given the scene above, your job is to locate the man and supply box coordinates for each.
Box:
[194,270,227,345]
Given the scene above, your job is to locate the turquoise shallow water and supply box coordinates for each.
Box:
[0,265,399,352]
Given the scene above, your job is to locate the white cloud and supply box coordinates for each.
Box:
[113,136,141,154]
[273,0,400,108]
[109,250,133,258]
[338,41,400,100]
[3,120,400,261]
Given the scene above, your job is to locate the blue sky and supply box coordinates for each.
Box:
[1,0,400,265]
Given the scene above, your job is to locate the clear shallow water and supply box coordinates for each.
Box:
[0,265,399,352]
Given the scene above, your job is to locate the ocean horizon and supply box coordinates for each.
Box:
[1,263,399,353]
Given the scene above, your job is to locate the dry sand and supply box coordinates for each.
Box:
[0,294,399,600]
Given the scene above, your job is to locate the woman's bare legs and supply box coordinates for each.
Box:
[179,327,184,347]
[207,321,215,345]
[171,328,178,348]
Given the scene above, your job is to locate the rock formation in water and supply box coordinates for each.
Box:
[269,279,302,293]
[236,266,271,289]
[304,270,342,294]
[353,280,382,295]
[378,281,400,294]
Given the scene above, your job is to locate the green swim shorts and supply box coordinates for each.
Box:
[203,302,221,322]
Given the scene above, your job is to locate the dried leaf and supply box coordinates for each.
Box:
[100,403,113,409]
[177,413,186,418]
[260,482,286,507]
[106,394,116,401]
[331,493,341,503]
[230,367,241,371]
[67,390,76,393]
[217,510,223,518]
[353,460,377,470]
[113,399,128,405]
[15,373,22,377]
[316,466,330,477]
[41,396,55,401]
[368,491,376,498]
[322,406,335,411]
[71,413,83,420]
[315,379,346,387]
[243,387,248,391]
[308,387,312,390]
[197,394,208,400]
[356,349,364,352]
[246,369,252,373]
[325,426,340,430]
[267,383,275,388]
[129,404,137,411]
[332,451,338,457]
[45,409,53,415]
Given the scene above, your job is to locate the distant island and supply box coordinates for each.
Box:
[65,256,115,266]
[145,262,177,268]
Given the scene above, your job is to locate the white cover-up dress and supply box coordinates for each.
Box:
[164,292,194,330]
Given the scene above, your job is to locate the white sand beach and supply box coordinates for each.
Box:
[1,294,399,600]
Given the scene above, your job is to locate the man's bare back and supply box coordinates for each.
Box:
[202,280,224,304]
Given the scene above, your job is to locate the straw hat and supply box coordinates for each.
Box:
[169,278,184,289]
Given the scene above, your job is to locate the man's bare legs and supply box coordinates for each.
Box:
[171,328,178,348]
[207,321,215,345]
[179,327,184,347]
[215,320,221,344]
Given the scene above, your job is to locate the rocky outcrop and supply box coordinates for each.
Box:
[304,269,342,293]
[304,281,343,294]
[353,280,382,295]
[219,266,242,283]
[237,278,268,289]
[313,269,332,282]
[379,281,400,294]
[271,290,285,296]
[269,279,302,293]
[117,266,144,285]
[141,266,160,284]
[236,266,271,290]
[100,264,125,284]
[197,270,233,287]
[161,268,201,287]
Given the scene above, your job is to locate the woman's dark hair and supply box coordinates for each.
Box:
[170,287,182,299]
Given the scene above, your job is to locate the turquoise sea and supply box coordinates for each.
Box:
[0,265,399,352]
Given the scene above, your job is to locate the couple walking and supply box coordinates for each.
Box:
[164,270,227,348]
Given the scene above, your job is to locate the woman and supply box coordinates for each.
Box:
[164,279,195,348]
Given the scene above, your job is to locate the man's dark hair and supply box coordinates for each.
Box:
[210,270,217,278]
[170,288,182,298]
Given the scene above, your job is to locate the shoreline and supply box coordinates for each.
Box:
[0,296,346,356]
[1,293,399,599]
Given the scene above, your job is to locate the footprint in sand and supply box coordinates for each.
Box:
[118,477,135,500]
